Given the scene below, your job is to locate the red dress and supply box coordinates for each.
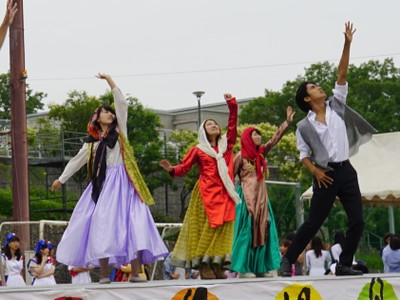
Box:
[172,98,238,228]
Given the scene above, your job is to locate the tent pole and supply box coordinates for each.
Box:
[295,183,303,229]
[388,205,395,233]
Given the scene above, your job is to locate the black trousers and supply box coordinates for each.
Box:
[286,160,364,267]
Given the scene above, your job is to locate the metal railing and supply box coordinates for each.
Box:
[0,129,87,160]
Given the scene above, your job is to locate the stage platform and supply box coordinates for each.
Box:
[1,273,399,300]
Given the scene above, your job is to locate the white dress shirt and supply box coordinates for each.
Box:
[296,82,349,162]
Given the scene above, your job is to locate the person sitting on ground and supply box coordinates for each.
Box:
[305,236,330,276]
[382,234,400,273]
[163,253,180,280]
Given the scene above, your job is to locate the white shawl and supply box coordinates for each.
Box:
[196,121,240,204]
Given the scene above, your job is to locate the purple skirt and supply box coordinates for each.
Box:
[56,164,168,267]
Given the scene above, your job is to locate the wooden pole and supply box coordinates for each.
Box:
[9,0,29,250]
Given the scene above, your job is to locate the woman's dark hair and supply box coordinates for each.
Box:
[295,81,316,113]
[35,241,48,265]
[285,231,296,242]
[311,236,323,258]
[92,105,118,130]
[390,235,400,251]
[4,236,22,260]
[280,239,291,248]
[333,230,346,249]
[383,232,394,245]
[250,128,262,148]
[203,119,221,143]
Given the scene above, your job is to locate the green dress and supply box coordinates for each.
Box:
[232,121,289,274]
[232,185,281,274]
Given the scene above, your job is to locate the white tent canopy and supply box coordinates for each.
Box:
[301,131,400,205]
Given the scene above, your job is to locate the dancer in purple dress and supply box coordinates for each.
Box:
[51,73,168,284]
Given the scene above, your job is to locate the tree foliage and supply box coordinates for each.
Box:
[27,118,64,158]
[167,129,198,216]
[48,90,101,133]
[0,73,46,119]
[347,58,400,132]
[239,58,400,133]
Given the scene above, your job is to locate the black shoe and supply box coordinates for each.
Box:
[335,264,363,276]
[278,257,292,277]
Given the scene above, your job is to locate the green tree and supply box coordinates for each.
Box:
[127,97,164,192]
[240,58,400,134]
[167,129,198,217]
[239,91,286,126]
[0,73,46,118]
[48,90,101,133]
[347,58,400,132]
[27,118,64,158]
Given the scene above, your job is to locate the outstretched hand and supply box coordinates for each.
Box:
[160,159,173,172]
[286,106,295,123]
[50,179,62,192]
[343,21,356,43]
[224,93,233,101]
[96,73,111,80]
[96,73,116,89]
[5,0,17,26]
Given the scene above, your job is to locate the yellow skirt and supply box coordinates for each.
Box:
[172,181,234,269]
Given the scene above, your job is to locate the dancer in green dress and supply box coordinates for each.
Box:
[232,106,295,278]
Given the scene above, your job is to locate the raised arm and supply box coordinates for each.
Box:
[263,106,295,156]
[0,0,17,50]
[30,255,48,277]
[224,93,238,150]
[160,147,198,177]
[96,73,128,135]
[37,265,55,278]
[337,22,356,85]
[50,143,89,191]
[71,266,94,273]
[96,73,116,89]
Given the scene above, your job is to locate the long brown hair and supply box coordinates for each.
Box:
[311,236,323,258]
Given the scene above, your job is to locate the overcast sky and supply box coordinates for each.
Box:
[1,0,399,111]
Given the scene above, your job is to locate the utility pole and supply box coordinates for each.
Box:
[9,0,29,223]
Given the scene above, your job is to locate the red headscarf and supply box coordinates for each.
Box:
[240,127,267,181]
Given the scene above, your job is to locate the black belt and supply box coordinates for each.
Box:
[327,160,349,168]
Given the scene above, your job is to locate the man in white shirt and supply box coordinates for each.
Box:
[279,22,375,277]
